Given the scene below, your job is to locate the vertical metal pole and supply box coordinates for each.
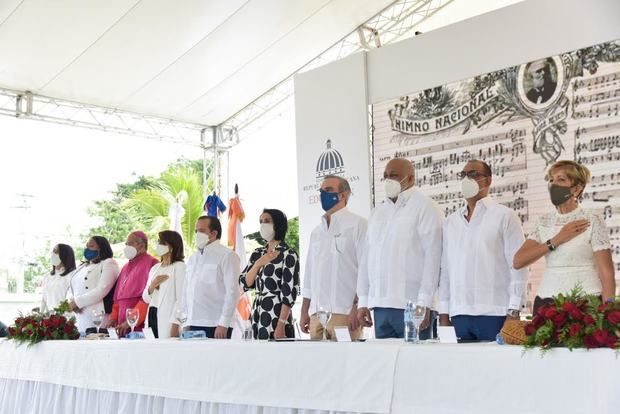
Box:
[200,128,208,197]
[212,127,220,194]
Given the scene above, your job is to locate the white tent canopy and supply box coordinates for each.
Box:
[0,0,394,126]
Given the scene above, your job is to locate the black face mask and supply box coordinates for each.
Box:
[549,184,573,206]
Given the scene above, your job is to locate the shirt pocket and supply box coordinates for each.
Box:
[199,264,219,285]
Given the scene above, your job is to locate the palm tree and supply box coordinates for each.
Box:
[125,166,207,248]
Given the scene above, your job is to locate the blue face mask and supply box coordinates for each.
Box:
[84,248,98,261]
[320,191,340,212]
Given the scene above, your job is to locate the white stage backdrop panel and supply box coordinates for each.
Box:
[294,52,372,278]
[372,39,620,308]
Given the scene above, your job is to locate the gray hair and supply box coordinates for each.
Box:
[323,175,351,193]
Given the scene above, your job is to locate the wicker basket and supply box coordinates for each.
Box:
[500,319,528,345]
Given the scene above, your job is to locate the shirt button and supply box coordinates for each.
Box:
[85,287,88,289]
[84,277,88,280]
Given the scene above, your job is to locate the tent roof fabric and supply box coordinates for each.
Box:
[0,0,395,126]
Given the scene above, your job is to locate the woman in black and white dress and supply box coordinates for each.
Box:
[240,209,300,340]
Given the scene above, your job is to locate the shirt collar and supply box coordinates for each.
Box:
[199,239,220,254]
[390,186,415,205]
[460,196,495,215]
[129,251,147,262]
[322,207,348,228]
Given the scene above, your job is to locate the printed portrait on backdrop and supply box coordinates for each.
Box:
[524,58,558,105]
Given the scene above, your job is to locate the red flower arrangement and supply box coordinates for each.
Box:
[524,286,620,351]
[7,300,80,346]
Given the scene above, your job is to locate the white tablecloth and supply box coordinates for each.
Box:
[1,339,619,414]
[0,339,401,413]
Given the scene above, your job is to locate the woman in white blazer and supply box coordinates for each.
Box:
[40,244,77,312]
[69,236,120,333]
[143,230,186,338]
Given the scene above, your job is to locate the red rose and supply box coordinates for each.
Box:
[531,315,545,329]
[584,335,598,348]
[524,324,536,336]
[8,327,15,336]
[593,329,612,346]
[537,305,551,317]
[569,309,583,321]
[58,316,67,324]
[45,331,53,339]
[583,314,596,326]
[553,312,568,328]
[598,303,609,313]
[568,323,582,337]
[63,324,74,334]
[544,308,558,319]
[563,302,578,313]
[606,310,620,325]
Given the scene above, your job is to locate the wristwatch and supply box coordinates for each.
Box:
[545,239,556,251]
[507,309,520,318]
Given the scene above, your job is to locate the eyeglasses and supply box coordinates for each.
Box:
[456,170,488,180]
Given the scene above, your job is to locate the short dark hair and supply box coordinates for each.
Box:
[158,230,184,263]
[262,209,288,241]
[89,236,114,264]
[198,215,222,240]
[470,159,492,177]
[51,244,76,276]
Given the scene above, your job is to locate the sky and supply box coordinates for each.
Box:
[0,115,203,272]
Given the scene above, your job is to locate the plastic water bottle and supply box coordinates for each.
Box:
[404,300,416,343]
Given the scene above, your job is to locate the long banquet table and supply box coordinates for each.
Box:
[0,338,618,414]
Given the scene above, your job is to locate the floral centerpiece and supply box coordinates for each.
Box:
[524,286,619,350]
[7,300,80,345]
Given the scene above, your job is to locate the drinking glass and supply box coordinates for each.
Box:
[92,309,104,335]
[412,305,427,344]
[316,306,332,341]
[175,308,187,326]
[126,308,139,333]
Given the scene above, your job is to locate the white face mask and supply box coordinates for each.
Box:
[195,232,209,249]
[123,245,138,260]
[384,177,406,199]
[461,177,481,199]
[155,244,169,257]
[260,223,275,242]
[50,253,61,267]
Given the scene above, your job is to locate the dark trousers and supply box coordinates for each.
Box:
[373,307,434,340]
[451,315,506,341]
[148,307,159,338]
[189,325,233,339]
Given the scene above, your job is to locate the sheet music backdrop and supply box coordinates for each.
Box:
[372,39,620,309]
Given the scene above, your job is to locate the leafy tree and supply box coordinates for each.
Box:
[86,158,213,248]
[125,166,204,247]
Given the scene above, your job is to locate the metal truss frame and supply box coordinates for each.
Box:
[0,0,455,193]
[219,0,455,145]
[0,87,209,148]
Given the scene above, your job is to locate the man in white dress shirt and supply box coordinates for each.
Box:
[185,216,240,339]
[300,175,367,340]
[438,160,527,340]
[357,158,444,339]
